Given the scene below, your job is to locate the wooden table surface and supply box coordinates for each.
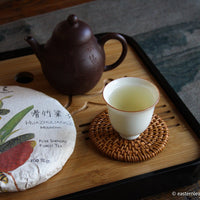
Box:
[0,1,200,199]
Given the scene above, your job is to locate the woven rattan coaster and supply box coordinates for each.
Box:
[89,110,169,162]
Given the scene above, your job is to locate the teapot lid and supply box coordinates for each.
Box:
[52,14,93,45]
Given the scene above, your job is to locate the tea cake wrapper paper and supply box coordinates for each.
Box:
[0,86,76,192]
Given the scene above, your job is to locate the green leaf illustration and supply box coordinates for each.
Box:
[0,109,10,115]
[0,105,34,144]
[0,96,12,109]
[0,133,35,153]
[0,172,8,184]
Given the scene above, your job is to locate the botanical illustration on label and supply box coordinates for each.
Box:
[0,104,35,191]
[0,86,76,192]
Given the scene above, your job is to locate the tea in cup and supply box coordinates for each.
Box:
[103,77,160,140]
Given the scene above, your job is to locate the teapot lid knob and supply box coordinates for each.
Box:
[67,14,78,26]
[51,14,93,45]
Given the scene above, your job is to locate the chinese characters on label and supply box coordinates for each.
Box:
[31,109,65,118]
[25,109,73,128]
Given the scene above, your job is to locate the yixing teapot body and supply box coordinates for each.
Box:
[25,15,127,95]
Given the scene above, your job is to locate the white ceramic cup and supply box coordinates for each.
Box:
[103,77,160,140]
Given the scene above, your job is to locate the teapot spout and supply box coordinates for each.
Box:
[25,36,43,62]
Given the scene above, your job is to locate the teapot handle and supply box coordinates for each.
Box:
[98,33,128,71]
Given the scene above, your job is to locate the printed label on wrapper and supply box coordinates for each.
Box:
[0,86,76,192]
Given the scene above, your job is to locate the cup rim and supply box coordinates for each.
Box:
[103,77,160,113]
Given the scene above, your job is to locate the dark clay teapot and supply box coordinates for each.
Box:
[25,14,127,95]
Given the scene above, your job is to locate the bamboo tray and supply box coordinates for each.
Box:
[0,34,200,199]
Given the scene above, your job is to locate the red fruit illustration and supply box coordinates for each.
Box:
[0,141,36,172]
